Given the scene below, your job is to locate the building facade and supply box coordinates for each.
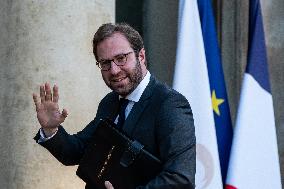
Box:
[0,0,283,188]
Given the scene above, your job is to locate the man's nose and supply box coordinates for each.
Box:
[109,61,121,74]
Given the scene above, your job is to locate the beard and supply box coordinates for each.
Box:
[103,58,143,97]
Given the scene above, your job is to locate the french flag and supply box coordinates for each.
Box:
[225,0,282,188]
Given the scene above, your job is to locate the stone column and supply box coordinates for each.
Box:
[143,0,179,86]
[0,1,114,188]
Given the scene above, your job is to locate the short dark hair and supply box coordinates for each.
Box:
[93,23,144,61]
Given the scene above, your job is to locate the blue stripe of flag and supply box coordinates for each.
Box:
[197,0,233,184]
[247,0,271,93]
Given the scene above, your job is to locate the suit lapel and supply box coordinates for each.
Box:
[122,76,156,136]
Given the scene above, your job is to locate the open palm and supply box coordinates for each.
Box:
[33,83,68,135]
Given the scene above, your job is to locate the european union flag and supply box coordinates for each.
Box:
[197,0,233,184]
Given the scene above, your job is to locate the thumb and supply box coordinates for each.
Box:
[61,108,68,118]
[59,108,68,122]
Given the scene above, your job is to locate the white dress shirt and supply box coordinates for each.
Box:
[114,71,151,123]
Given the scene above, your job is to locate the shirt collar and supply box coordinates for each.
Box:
[122,71,151,102]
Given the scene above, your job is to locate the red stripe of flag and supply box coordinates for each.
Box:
[225,184,237,189]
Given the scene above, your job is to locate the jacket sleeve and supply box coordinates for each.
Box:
[137,92,196,189]
[33,118,100,166]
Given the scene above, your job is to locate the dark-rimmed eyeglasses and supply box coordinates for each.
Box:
[96,51,134,71]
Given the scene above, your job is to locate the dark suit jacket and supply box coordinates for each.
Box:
[34,76,196,189]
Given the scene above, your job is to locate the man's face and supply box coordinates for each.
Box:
[96,32,147,97]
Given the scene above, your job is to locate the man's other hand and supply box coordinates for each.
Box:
[105,181,114,189]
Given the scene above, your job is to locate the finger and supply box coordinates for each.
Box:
[45,83,52,101]
[104,181,114,189]
[32,93,40,111]
[40,85,45,103]
[53,84,59,103]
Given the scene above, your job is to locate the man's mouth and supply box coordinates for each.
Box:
[111,77,127,83]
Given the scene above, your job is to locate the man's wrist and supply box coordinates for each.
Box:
[42,127,58,138]
[38,127,58,143]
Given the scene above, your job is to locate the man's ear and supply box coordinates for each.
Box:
[138,48,148,76]
[138,48,146,66]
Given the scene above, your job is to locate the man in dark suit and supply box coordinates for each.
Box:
[33,23,195,189]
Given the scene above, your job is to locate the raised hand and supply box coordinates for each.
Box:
[33,83,68,137]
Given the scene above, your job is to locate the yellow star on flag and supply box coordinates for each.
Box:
[211,90,224,116]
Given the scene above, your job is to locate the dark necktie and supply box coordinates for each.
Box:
[116,98,129,129]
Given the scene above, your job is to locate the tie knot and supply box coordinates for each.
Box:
[119,98,129,107]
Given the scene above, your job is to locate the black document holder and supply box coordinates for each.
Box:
[76,119,162,189]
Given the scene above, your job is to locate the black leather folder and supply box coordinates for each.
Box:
[76,119,162,189]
